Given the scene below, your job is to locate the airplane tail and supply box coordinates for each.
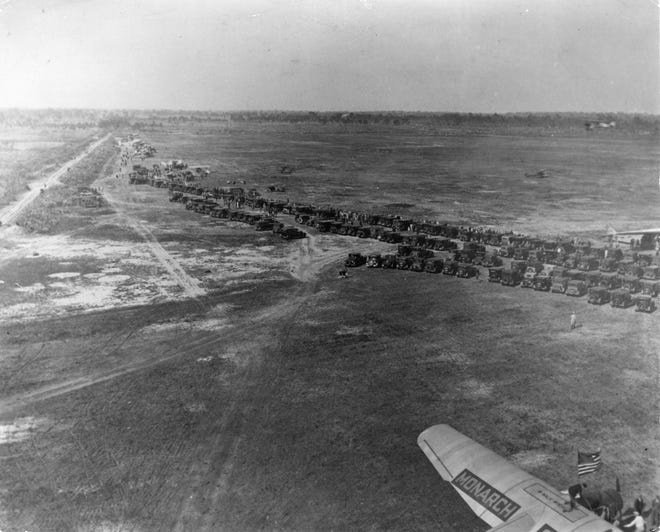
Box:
[606,225,617,235]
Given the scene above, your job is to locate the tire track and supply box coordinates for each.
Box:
[0,325,221,415]
[0,289,305,416]
[102,185,205,300]
[122,216,205,299]
[176,277,320,531]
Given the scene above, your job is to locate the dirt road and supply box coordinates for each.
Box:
[0,133,112,226]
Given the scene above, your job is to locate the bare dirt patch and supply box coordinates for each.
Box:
[0,417,47,444]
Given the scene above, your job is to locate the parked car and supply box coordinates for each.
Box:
[381,254,397,269]
[634,294,656,313]
[587,286,611,305]
[488,267,504,283]
[345,253,367,267]
[551,277,569,294]
[442,261,459,276]
[619,275,641,294]
[366,254,382,268]
[456,263,478,279]
[280,227,306,240]
[424,258,444,273]
[611,288,634,309]
[566,280,587,297]
[500,269,522,287]
[639,279,659,297]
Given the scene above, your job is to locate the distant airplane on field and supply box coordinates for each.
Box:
[607,225,660,236]
[585,121,616,130]
[606,226,660,250]
[524,169,550,179]
[418,425,620,532]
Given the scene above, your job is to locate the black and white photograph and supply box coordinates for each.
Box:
[0,0,658,530]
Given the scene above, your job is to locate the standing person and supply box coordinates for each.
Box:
[622,511,645,532]
[634,494,645,515]
[570,312,577,330]
[650,494,660,529]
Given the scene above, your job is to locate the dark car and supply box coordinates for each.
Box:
[639,279,659,297]
[642,265,660,280]
[620,275,640,294]
[598,272,621,290]
[520,267,538,289]
[488,267,504,283]
[366,254,382,268]
[533,276,552,291]
[442,261,459,276]
[551,277,569,294]
[565,280,587,297]
[316,220,332,233]
[345,253,367,267]
[500,269,522,287]
[410,258,426,272]
[255,218,276,231]
[456,263,478,278]
[611,288,634,309]
[381,254,397,269]
[424,258,444,273]
[634,294,656,313]
[587,286,611,305]
[396,256,414,270]
[381,232,404,244]
[280,227,306,240]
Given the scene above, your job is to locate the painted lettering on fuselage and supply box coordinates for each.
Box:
[451,469,521,522]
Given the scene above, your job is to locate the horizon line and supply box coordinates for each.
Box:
[0,107,658,117]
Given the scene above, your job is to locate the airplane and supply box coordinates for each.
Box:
[607,225,660,236]
[418,425,619,532]
[605,226,660,250]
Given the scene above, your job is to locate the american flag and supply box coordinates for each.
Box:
[577,450,601,476]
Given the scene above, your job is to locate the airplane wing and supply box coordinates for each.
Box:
[606,225,660,236]
[418,425,617,532]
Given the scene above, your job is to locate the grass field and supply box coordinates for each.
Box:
[0,119,658,531]
[148,121,660,234]
[0,127,99,206]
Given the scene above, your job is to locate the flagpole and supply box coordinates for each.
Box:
[576,449,581,507]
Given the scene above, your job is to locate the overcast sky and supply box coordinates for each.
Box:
[0,0,658,112]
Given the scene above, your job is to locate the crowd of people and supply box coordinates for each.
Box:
[622,494,660,531]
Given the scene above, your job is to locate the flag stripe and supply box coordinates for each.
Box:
[577,450,601,476]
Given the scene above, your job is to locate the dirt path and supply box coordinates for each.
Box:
[289,231,338,282]
[118,212,205,298]
[288,228,392,282]
[0,133,112,226]
[101,175,206,300]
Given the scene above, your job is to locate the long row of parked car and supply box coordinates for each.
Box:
[135,168,657,313]
[342,245,656,313]
[168,192,307,240]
